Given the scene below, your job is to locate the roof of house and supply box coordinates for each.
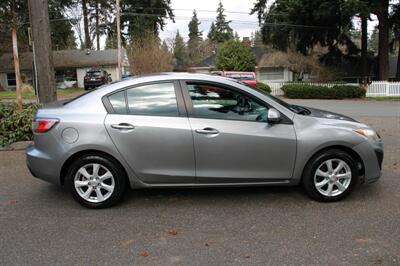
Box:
[191,46,266,69]
[0,49,128,73]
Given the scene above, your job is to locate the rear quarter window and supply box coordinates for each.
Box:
[108,91,127,114]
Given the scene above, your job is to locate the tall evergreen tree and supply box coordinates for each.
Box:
[188,10,202,65]
[121,0,174,42]
[207,1,234,43]
[173,31,188,70]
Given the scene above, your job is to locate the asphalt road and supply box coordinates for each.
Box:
[1,100,399,265]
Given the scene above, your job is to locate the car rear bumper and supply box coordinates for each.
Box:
[353,140,384,184]
[84,80,105,87]
[26,144,61,185]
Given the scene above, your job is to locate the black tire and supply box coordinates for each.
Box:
[301,149,359,202]
[66,154,127,208]
[84,85,90,90]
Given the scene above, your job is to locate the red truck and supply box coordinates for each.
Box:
[221,71,257,87]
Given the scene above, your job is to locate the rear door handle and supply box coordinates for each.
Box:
[111,123,135,130]
[195,127,219,135]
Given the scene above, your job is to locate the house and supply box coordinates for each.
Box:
[0,49,129,90]
[189,47,313,82]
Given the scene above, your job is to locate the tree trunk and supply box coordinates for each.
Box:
[397,41,400,80]
[361,16,368,80]
[96,0,100,50]
[82,0,91,49]
[377,0,389,80]
[11,28,22,110]
[28,0,57,104]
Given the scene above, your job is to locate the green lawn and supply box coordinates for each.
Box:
[0,87,84,100]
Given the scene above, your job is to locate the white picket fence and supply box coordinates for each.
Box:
[265,81,400,97]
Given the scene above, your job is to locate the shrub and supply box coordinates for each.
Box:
[282,84,365,99]
[0,103,39,147]
[255,82,272,93]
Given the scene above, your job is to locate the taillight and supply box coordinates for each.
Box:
[33,118,59,133]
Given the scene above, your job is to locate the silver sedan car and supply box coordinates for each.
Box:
[26,73,383,208]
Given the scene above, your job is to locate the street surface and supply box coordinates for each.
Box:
[0,100,399,265]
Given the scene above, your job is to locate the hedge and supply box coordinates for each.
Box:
[255,82,272,93]
[0,103,39,147]
[281,84,365,99]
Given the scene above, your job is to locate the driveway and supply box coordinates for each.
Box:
[0,100,399,265]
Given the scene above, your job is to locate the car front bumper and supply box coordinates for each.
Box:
[353,140,384,184]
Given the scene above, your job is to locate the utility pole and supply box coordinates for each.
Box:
[28,0,57,104]
[116,0,122,80]
[11,28,22,111]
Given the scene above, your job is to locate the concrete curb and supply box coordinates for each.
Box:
[0,141,32,151]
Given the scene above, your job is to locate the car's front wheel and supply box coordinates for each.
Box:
[66,154,127,208]
[302,149,359,202]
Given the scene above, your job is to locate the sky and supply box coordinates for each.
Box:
[158,0,260,41]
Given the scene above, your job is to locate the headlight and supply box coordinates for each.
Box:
[354,129,380,142]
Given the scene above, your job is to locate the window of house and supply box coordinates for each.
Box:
[260,68,284,81]
[126,82,179,116]
[186,83,268,122]
[7,73,16,86]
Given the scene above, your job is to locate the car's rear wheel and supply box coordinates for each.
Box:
[66,155,126,208]
[302,149,358,202]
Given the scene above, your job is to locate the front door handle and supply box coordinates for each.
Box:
[111,123,135,130]
[195,127,219,135]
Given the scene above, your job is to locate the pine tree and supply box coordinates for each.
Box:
[207,1,234,43]
[188,10,202,65]
[173,31,189,70]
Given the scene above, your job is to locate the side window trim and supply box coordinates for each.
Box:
[102,80,187,117]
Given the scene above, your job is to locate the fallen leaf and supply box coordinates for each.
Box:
[121,239,134,247]
[355,239,369,245]
[205,243,209,247]
[4,199,17,205]
[244,254,251,259]
[168,229,178,236]
[139,251,149,257]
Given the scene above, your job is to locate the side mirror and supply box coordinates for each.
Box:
[267,108,281,123]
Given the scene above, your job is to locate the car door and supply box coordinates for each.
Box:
[181,81,297,184]
[104,81,195,184]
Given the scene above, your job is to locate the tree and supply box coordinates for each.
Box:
[89,0,113,50]
[49,1,76,50]
[187,10,202,65]
[207,1,233,43]
[173,31,189,70]
[127,33,173,74]
[215,40,256,71]
[251,0,392,80]
[81,0,92,49]
[390,2,400,79]
[374,0,389,80]
[121,0,174,42]
[251,0,356,58]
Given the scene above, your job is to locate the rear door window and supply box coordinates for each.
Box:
[126,82,179,116]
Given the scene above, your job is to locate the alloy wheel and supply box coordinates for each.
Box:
[74,163,115,203]
[313,159,352,197]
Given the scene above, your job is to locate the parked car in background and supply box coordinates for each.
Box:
[222,71,257,87]
[26,73,383,208]
[84,69,112,90]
